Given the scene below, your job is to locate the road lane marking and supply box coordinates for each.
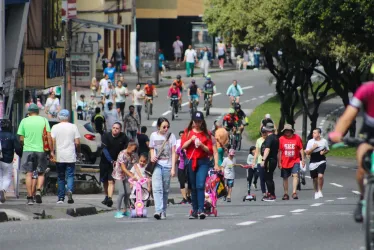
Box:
[290,209,306,213]
[352,191,361,195]
[337,197,347,200]
[341,166,348,169]
[267,93,273,96]
[259,95,265,98]
[213,93,221,97]
[310,203,323,207]
[162,111,171,116]
[330,183,343,188]
[266,215,284,219]
[236,221,257,226]
[127,229,225,250]
[242,86,254,90]
[325,200,334,202]
[331,164,337,167]
[181,102,189,107]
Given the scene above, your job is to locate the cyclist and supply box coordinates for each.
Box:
[226,80,243,105]
[223,108,239,134]
[187,80,201,111]
[172,75,185,108]
[203,76,216,110]
[168,83,181,117]
[329,80,374,223]
[234,103,249,134]
[144,80,158,115]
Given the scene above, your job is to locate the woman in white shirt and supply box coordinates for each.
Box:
[115,80,128,119]
[45,92,60,118]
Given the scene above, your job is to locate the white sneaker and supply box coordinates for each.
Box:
[175,114,178,118]
[245,195,253,200]
[318,191,323,198]
[314,192,320,200]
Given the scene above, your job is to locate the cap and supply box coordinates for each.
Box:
[228,108,235,114]
[192,111,204,121]
[265,114,271,119]
[108,102,113,107]
[281,124,295,133]
[263,123,275,132]
[229,149,235,155]
[28,103,39,112]
[58,109,70,118]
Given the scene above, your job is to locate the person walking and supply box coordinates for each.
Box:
[217,40,226,70]
[181,111,213,219]
[260,123,279,201]
[51,110,81,204]
[114,80,128,119]
[199,47,212,77]
[137,126,149,157]
[76,94,87,120]
[104,102,119,131]
[17,104,54,205]
[123,105,140,142]
[306,128,329,199]
[100,122,129,207]
[149,117,176,220]
[90,77,98,97]
[111,43,126,73]
[253,128,268,199]
[99,74,110,98]
[173,36,183,64]
[103,62,116,83]
[45,91,60,118]
[132,83,145,124]
[183,45,197,77]
[91,107,106,135]
[214,121,229,166]
[278,124,305,200]
[0,119,22,203]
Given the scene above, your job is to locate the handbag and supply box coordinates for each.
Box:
[145,133,171,176]
[42,118,50,152]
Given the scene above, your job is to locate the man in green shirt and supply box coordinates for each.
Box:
[17,104,54,205]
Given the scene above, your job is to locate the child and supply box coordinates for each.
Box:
[129,154,151,200]
[245,146,258,200]
[220,149,243,202]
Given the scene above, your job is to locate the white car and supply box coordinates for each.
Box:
[49,120,102,164]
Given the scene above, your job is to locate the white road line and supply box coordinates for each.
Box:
[331,164,337,167]
[127,229,225,250]
[341,166,348,169]
[252,97,257,100]
[266,215,284,219]
[305,176,311,179]
[337,197,347,200]
[352,191,361,195]
[325,200,334,202]
[213,92,221,97]
[181,102,189,107]
[242,86,254,90]
[311,203,323,207]
[259,95,265,98]
[162,111,171,116]
[236,221,257,226]
[267,93,273,96]
[290,209,306,213]
[151,121,157,127]
[330,183,343,188]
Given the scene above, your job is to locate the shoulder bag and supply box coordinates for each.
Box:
[145,133,171,177]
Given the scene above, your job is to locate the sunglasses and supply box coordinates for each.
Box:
[162,125,170,129]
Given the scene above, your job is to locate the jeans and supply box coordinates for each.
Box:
[247,168,259,193]
[56,163,75,199]
[200,59,210,76]
[117,179,130,211]
[152,164,171,213]
[126,130,137,142]
[0,161,13,191]
[135,105,142,124]
[186,62,195,77]
[257,164,267,194]
[187,158,210,213]
[116,61,122,73]
[264,158,277,196]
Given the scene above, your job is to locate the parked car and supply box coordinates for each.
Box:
[49,120,102,164]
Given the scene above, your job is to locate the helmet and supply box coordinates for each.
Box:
[176,75,181,79]
[191,80,196,84]
[228,108,235,114]
[206,76,211,81]
[235,103,241,109]
[0,119,11,131]
[147,80,153,85]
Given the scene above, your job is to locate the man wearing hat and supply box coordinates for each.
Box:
[51,110,81,204]
[278,124,305,200]
[17,103,53,205]
[260,122,279,201]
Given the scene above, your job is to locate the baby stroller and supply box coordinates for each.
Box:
[203,169,227,217]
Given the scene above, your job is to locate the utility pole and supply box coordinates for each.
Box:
[131,0,136,32]
[0,0,5,119]
[64,19,72,117]
[302,84,308,144]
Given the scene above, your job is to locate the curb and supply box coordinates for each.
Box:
[66,207,98,217]
[0,212,8,223]
[294,93,338,119]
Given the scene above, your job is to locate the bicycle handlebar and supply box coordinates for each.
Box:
[331,137,374,149]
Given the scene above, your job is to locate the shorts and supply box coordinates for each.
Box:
[145,94,153,100]
[226,179,235,188]
[189,94,199,101]
[116,102,125,110]
[21,151,48,173]
[280,163,300,178]
[218,55,225,60]
[178,168,188,189]
[100,161,115,182]
[174,52,181,58]
[310,163,326,179]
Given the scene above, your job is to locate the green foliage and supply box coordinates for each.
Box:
[328,147,356,159]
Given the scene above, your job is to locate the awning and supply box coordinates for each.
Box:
[5,0,29,5]
[71,18,126,31]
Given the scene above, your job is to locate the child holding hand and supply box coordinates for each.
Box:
[220,149,244,202]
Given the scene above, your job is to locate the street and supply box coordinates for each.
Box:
[0,70,364,250]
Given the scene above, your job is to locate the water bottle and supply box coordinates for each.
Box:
[362,200,367,221]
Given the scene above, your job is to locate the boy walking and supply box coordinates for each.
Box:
[221,149,243,202]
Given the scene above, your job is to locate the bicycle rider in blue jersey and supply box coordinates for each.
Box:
[188,80,201,111]
[226,80,243,105]
[203,77,216,110]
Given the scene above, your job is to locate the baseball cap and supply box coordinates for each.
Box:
[192,111,204,121]
[28,103,39,112]
[265,114,271,119]
[229,149,235,155]
[58,109,69,118]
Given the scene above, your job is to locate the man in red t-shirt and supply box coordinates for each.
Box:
[278,124,305,200]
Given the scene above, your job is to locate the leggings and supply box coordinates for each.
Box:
[178,168,187,189]
[264,158,277,196]
[117,179,130,211]
[246,168,259,193]
[257,163,267,194]
[135,105,142,124]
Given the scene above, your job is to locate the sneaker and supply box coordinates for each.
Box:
[282,194,289,200]
[187,196,192,204]
[35,189,42,204]
[199,212,206,220]
[175,114,178,118]
[227,197,231,202]
[189,211,198,219]
[101,197,108,205]
[263,195,276,202]
[223,196,227,201]
[114,211,124,219]
[27,196,34,205]
[106,197,113,207]
[292,193,298,200]
[179,198,188,204]
[154,212,161,220]
[161,212,166,220]
[314,192,320,200]
[123,211,131,217]
[301,177,306,185]
[67,191,74,204]
[57,198,64,204]
[317,191,323,198]
[354,201,363,223]
[0,190,5,203]
[245,195,253,200]
[253,183,258,190]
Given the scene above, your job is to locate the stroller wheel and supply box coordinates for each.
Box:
[243,196,246,202]
[214,209,218,217]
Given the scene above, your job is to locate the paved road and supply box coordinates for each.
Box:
[0,70,364,250]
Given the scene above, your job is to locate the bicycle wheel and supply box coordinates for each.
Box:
[171,102,175,120]
[366,181,374,250]
[206,100,210,117]
[147,102,150,120]
[237,134,242,151]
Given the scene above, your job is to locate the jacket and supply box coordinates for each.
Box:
[199,51,212,61]
[0,132,22,164]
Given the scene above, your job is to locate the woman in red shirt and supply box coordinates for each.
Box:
[181,111,213,220]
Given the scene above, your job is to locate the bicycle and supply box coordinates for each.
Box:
[204,91,213,117]
[170,95,179,121]
[332,137,374,249]
[145,96,153,120]
[229,125,241,150]
[190,98,199,118]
